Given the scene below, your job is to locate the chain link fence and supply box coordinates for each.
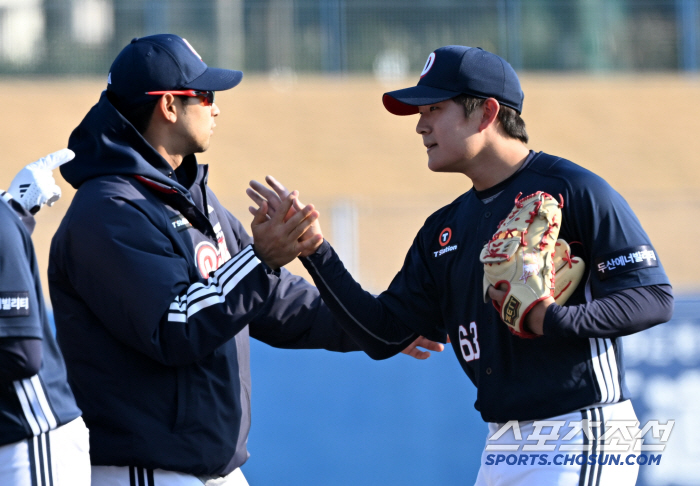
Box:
[0,0,698,75]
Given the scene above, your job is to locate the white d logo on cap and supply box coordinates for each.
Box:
[420,52,436,78]
[182,38,203,61]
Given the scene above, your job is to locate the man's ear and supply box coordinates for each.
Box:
[153,93,178,124]
[479,98,500,132]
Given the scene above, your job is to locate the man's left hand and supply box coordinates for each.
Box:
[400,335,445,360]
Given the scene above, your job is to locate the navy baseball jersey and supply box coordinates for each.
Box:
[302,151,670,422]
[0,195,81,446]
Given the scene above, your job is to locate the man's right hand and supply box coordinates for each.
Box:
[250,191,323,270]
[247,175,324,257]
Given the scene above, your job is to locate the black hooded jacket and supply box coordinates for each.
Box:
[48,92,368,476]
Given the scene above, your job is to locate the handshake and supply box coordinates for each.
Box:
[247,175,443,361]
[246,175,325,271]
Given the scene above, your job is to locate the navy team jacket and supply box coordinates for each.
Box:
[48,92,379,476]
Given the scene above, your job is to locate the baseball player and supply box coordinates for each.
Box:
[48,34,441,486]
[249,46,674,485]
[1,149,91,486]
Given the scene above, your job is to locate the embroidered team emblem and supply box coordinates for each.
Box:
[182,38,203,61]
[421,52,436,77]
[195,242,219,278]
[520,251,540,283]
[439,227,452,246]
[194,224,233,279]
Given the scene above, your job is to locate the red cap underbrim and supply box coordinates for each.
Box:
[382,94,420,116]
[382,85,461,116]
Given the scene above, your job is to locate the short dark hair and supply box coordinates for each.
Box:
[453,94,528,144]
[106,91,189,135]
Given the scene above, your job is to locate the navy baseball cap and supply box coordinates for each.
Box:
[383,46,523,115]
[107,34,243,106]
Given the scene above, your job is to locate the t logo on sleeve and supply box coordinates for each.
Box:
[0,292,30,316]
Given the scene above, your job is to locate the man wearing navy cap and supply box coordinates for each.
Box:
[250,46,674,485]
[48,34,441,485]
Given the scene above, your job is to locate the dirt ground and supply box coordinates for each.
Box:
[2,75,698,296]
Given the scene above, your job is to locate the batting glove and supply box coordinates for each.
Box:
[8,149,74,214]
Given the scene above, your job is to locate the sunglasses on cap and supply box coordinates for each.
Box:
[145,90,215,106]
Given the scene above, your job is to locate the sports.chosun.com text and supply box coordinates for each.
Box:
[485,453,662,466]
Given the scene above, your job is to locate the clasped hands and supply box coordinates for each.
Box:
[248,175,324,271]
[247,175,444,360]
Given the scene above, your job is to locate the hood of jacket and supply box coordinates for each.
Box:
[63,91,189,193]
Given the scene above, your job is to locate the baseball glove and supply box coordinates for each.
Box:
[479,191,563,338]
[552,239,585,304]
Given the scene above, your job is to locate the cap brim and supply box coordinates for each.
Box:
[184,67,243,92]
[383,85,461,115]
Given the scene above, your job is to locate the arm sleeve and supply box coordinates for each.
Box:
[249,269,360,352]
[301,239,446,360]
[52,193,281,367]
[562,173,670,298]
[0,338,42,383]
[543,171,672,339]
[0,203,42,341]
[0,200,44,382]
[221,211,359,353]
[543,284,673,338]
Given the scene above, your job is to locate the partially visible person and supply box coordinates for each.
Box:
[1,149,91,486]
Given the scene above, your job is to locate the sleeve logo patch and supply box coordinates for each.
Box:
[0,291,30,317]
[170,213,193,232]
[595,245,659,281]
